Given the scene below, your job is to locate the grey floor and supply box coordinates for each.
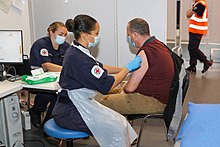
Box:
[22,62,220,147]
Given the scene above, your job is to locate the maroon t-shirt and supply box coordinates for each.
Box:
[135,37,174,104]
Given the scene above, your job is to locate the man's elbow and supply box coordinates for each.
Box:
[124,86,136,93]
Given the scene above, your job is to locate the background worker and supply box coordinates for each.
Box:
[186,0,212,73]
[29,21,70,127]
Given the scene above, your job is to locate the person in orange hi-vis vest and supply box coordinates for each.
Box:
[186,0,212,73]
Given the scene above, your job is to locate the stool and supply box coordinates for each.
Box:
[44,119,89,147]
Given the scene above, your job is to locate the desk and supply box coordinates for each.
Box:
[0,80,22,98]
[21,81,59,92]
[18,72,60,92]
[15,80,59,109]
[0,80,23,147]
[16,72,60,108]
[0,79,58,146]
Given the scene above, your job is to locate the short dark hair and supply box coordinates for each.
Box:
[128,18,150,36]
[65,14,97,40]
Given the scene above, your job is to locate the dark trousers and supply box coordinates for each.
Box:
[188,32,207,67]
[33,93,57,123]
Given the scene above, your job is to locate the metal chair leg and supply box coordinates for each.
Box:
[136,117,147,147]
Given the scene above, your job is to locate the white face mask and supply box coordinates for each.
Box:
[55,35,66,45]
[88,35,100,48]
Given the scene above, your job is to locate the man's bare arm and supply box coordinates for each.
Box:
[124,50,148,93]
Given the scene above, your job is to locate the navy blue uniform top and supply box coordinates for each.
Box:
[30,36,70,67]
[59,41,115,95]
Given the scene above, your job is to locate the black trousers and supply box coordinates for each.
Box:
[188,32,207,67]
[33,93,57,123]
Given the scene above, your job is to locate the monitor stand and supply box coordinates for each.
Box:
[0,64,6,81]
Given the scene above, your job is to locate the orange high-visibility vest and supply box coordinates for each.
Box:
[188,0,208,34]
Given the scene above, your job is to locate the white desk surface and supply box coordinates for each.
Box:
[18,80,59,91]
[0,80,23,98]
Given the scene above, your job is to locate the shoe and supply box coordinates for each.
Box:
[131,138,138,146]
[28,108,42,128]
[202,60,211,73]
[209,60,213,66]
[186,66,196,72]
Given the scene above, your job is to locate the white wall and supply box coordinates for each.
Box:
[0,0,32,55]
[67,0,117,66]
[31,0,70,40]
[167,0,176,42]
[31,0,167,67]
[117,0,167,66]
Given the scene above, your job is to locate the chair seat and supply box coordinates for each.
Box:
[44,119,89,139]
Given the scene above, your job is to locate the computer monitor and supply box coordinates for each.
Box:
[0,30,24,80]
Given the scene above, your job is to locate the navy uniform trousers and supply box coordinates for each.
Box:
[32,93,57,124]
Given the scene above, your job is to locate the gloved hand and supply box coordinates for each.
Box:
[125,55,142,72]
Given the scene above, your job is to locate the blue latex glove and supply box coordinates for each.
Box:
[125,55,142,72]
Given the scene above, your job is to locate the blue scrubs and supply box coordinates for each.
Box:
[52,41,114,135]
[30,36,69,122]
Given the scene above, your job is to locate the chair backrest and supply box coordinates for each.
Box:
[182,71,190,103]
[164,70,190,140]
[160,43,190,141]
[163,46,184,128]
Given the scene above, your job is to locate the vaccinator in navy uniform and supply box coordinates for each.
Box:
[52,15,141,147]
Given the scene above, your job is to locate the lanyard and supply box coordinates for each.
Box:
[72,43,99,65]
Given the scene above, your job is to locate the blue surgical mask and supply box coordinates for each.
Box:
[88,35,100,48]
[55,35,66,45]
[128,36,136,48]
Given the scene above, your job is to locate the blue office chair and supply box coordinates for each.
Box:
[44,119,89,147]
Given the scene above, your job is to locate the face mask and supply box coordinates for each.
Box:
[128,36,136,48]
[88,35,100,48]
[55,35,66,45]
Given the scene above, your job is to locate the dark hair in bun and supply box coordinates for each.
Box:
[65,14,97,40]
[65,19,75,32]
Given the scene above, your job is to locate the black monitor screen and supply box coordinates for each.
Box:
[0,30,23,64]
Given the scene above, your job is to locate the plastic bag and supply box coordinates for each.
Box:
[66,88,138,147]
[21,72,58,85]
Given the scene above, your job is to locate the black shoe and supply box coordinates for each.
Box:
[202,61,210,73]
[186,66,196,72]
[28,108,42,128]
